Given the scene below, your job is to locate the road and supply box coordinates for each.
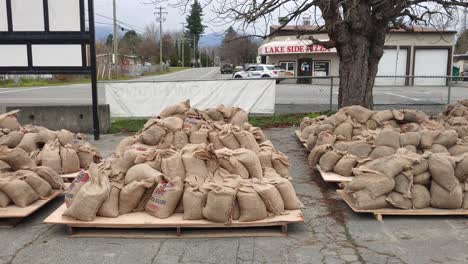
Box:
[1,67,468,114]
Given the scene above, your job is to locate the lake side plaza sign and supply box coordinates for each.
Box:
[258,41,337,55]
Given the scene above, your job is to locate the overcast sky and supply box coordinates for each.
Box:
[93,0,229,34]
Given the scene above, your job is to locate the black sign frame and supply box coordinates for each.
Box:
[0,0,100,139]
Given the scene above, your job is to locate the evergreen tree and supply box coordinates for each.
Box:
[106,34,113,47]
[185,0,205,66]
[456,30,468,54]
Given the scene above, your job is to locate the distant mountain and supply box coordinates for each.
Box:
[95,25,113,41]
[199,32,224,47]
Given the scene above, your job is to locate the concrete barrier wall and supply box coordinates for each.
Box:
[7,105,111,133]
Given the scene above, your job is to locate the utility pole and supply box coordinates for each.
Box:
[112,0,118,65]
[193,36,196,67]
[154,6,167,66]
[181,22,185,67]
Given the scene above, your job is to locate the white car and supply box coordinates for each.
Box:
[232,64,283,83]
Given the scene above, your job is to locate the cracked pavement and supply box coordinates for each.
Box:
[1,127,468,264]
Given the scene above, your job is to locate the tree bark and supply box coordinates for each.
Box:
[336,33,385,109]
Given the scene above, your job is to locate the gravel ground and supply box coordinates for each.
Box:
[1,128,468,264]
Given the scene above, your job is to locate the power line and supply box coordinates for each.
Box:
[93,12,145,33]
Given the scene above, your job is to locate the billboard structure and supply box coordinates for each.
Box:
[0,0,100,139]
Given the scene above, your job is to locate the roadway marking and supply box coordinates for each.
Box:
[198,68,218,79]
[383,92,421,101]
[0,86,54,94]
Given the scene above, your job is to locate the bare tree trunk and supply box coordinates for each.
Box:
[336,33,384,109]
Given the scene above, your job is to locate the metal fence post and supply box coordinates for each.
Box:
[329,77,334,112]
[447,76,452,104]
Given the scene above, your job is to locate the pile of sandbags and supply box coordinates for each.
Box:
[0,158,65,207]
[63,101,303,222]
[0,110,101,174]
[300,105,468,210]
[437,100,468,138]
[342,149,468,210]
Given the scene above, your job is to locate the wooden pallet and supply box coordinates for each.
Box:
[0,190,62,227]
[295,130,308,149]
[316,166,353,183]
[338,190,468,222]
[44,204,304,238]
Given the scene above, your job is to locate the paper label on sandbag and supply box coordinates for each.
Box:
[64,170,89,207]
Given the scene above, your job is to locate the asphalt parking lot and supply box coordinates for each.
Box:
[1,127,468,264]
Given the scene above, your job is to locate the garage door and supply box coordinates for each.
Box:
[376,48,408,86]
[414,49,449,86]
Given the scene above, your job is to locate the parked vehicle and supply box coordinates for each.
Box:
[232,64,283,83]
[220,64,234,74]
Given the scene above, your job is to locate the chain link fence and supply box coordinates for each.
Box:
[275,76,468,114]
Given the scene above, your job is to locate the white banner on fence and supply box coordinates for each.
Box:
[104,79,276,117]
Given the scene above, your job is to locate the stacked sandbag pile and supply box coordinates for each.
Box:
[300,105,468,210]
[436,100,468,138]
[0,110,101,174]
[63,101,303,222]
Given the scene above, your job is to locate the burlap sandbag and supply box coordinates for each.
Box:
[36,129,57,144]
[63,164,110,221]
[429,144,449,154]
[234,129,260,153]
[343,105,374,123]
[0,178,39,207]
[348,142,372,158]
[190,127,209,144]
[40,140,62,173]
[140,125,166,146]
[352,190,388,210]
[399,132,421,147]
[28,166,64,190]
[156,132,174,149]
[133,185,156,212]
[411,184,431,209]
[333,154,358,177]
[0,146,35,170]
[18,170,52,198]
[146,177,183,218]
[430,181,463,209]
[208,131,225,150]
[0,130,24,148]
[205,108,224,121]
[403,110,427,123]
[386,192,412,209]
[463,192,468,210]
[375,129,400,149]
[449,143,468,156]
[419,130,439,149]
[217,154,250,179]
[64,170,90,207]
[183,186,207,220]
[112,148,147,174]
[115,136,138,157]
[308,144,333,166]
[202,185,236,223]
[77,144,99,169]
[232,148,263,179]
[160,149,186,180]
[253,181,285,215]
[428,153,459,192]
[334,122,353,141]
[301,126,317,141]
[119,177,155,215]
[316,131,336,146]
[161,117,184,132]
[267,177,302,209]
[258,147,273,168]
[413,172,431,186]
[125,163,164,185]
[230,109,248,125]
[0,110,20,130]
[319,151,342,172]
[403,145,417,153]
[16,132,38,153]
[371,110,394,124]
[434,130,458,148]
[236,185,268,222]
[56,129,74,146]
[369,146,396,159]
[219,127,241,150]
[394,173,412,198]
[160,100,190,117]
[361,155,411,178]
[60,144,80,174]
[326,111,347,126]
[0,190,11,207]
[306,134,318,150]
[271,151,290,178]
[97,185,121,218]
[455,154,468,182]
[174,130,189,149]
[344,174,395,198]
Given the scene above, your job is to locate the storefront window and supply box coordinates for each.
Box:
[313,61,330,76]
[279,61,295,76]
